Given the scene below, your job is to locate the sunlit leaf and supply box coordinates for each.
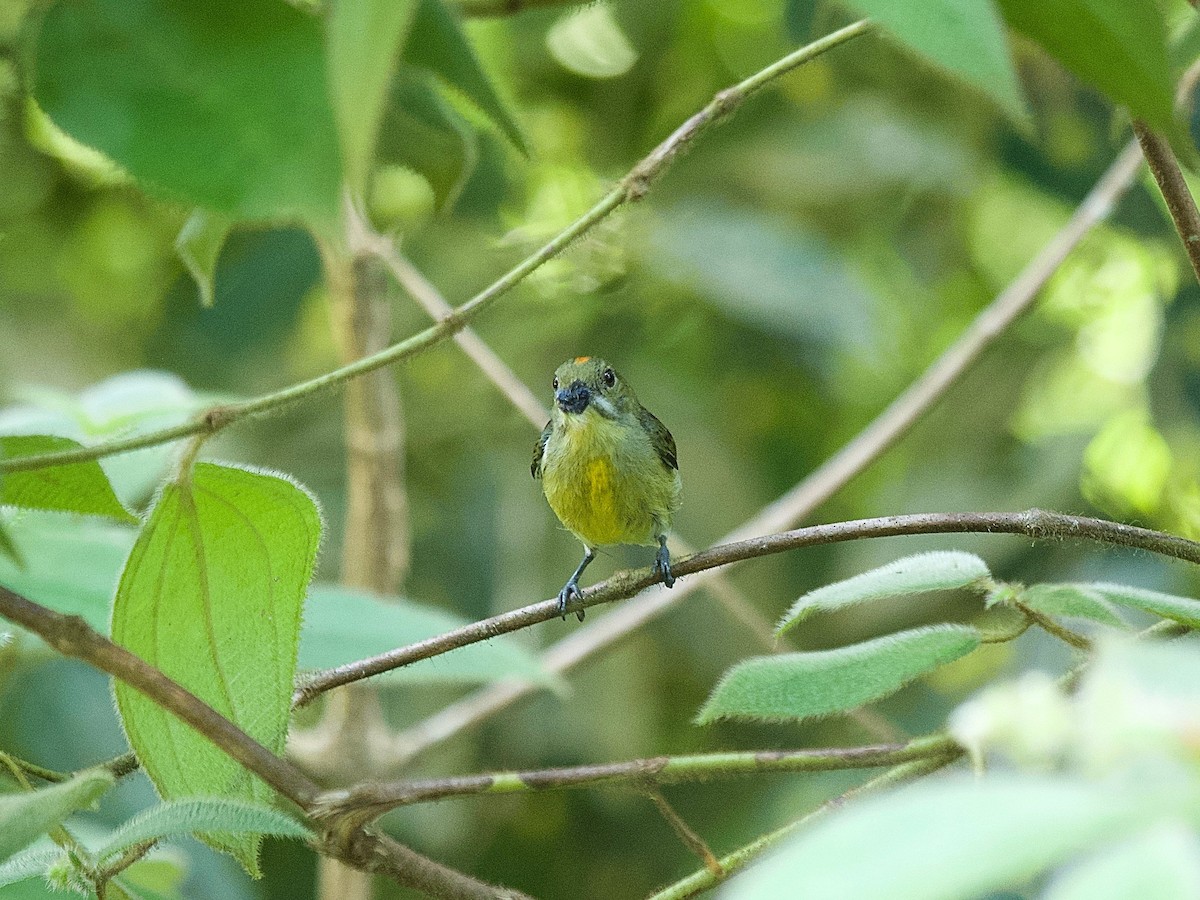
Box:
[0,770,114,862]
[327,0,418,194]
[1086,582,1200,629]
[546,3,637,80]
[778,552,990,634]
[846,0,1027,123]
[0,435,135,524]
[995,0,1176,134]
[32,0,342,223]
[1045,823,1200,900]
[1019,584,1129,628]
[722,774,1170,900]
[175,210,232,309]
[696,625,980,724]
[301,585,563,689]
[112,463,320,875]
[96,799,311,863]
[403,0,526,152]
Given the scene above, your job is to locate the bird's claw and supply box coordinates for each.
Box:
[557,582,585,621]
[654,544,675,588]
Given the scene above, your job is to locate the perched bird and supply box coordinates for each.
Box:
[532,357,682,620]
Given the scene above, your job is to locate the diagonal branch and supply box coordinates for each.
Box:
[1133,120,1200,286]
[292,508,1200,705]
[0,21,873,477]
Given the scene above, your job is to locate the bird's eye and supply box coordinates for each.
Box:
[602,368,616,388]
[552,376,559,390]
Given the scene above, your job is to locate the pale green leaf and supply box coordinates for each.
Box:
[1020,584,1129,628]
[996,0,1176,134]
[403,0,526,152]
[1045,823,1200,900]
[0,848,59,887]
[301,585,563,689]
[546,3,637,80]
[112,463,321,875]
[778,552,990,634]
[722,775,1169,900]
[175,210,232,309]
[1086,583,1200,628]
[96,799,311,863]
[847,0,1027,123]
[696,625,980,724]
[0,770,114,862]
[327,0,419,194]
[0,435,136,524]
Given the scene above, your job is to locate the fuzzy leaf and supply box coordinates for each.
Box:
[1019,584,1129,628]
[778,552,989,634]
[696,625,980,724]
[175,210,232,309]
[96,799,311,863]
[0,436,135,523]
[0,848,60,887]
[0,770,114,862]
[1085,583,1200,629]
[111,463,320,875]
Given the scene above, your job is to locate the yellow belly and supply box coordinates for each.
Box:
[546,455,650,547]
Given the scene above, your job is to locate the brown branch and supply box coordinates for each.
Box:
[644,788,723,877]
[1133,121,1200,286]
[292,508,1200,704]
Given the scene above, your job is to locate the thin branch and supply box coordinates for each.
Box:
[314,736,957,822]
[1017,602,1093,651]
[0,21,873,478]
[644,788,723,878]
[645,751,962,900]
[293,508,1199,704]
[385,137,1147,766]
[1132,120,1200,286]
[453,0,584,16]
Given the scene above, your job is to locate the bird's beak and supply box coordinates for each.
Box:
[556,380,590,414]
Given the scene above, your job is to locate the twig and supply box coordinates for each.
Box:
[314,736,956,822]
[385,137,1147,766]
[454,0,584,16]
[0,21,872,478]
[1016,602,1093,651]
[644,788,723,877]
[293,508,1199,704]
[1132,121,1200,286]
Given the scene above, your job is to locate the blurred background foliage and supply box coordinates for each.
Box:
[2,0,1200,897]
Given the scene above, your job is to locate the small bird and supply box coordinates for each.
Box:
[532,357,682,620]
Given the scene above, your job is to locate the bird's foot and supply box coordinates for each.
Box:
[557,581,585,621]
[654,542,675,588]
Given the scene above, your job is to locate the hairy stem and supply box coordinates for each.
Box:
[1133,121,1200,286]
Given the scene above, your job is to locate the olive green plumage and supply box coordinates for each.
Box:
[533,357,681,620]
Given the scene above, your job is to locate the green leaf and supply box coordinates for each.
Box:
[0,517,23,568]
[995,0,1176,134]
[846,0,1027,123]
[301,585,563,689]
[1085,582,1200,628]
[403,0,526,152]
[111,463,320,876]
[32,0,342,224]
[1045,823,1200,900]
[175,210,232,309]
[376,67,478,211]
[96,799,311,863]
[327,0,419,195]
[0,848,59,887]
[724,774,1170,900]
[0,435,135,524]
[695,625,980,724]
[778,552,990,635]
[545,3,637,80]
[1019,584,1129,629]
[0,770,114,862]
[0,512,134,633]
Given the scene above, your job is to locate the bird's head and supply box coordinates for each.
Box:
[551,357,638,421]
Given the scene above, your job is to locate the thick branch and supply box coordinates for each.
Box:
[292,509,1200,704]
[1133,121,1200,286]
[0,22,872,478]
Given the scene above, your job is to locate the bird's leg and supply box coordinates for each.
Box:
[654,535,675,588]
[558,546,596,621]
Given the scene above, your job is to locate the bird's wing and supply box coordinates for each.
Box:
[531,421,552,478]
[638,408,678,471]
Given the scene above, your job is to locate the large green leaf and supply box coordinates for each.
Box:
[778,552,989,635]
[846,0,1026,122]
[696,625,980,724]
[111,463,320,875]
[0,770,114,862]
[301,585,562,689]
[327,0,418,195]
[723,775,1172,900]
[995,0,1176,134]
[0,435,135,524]
[1086,582,1200,629]
[1045,824,1200,900]
[403,0,525,152]
[32,0,342,224]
